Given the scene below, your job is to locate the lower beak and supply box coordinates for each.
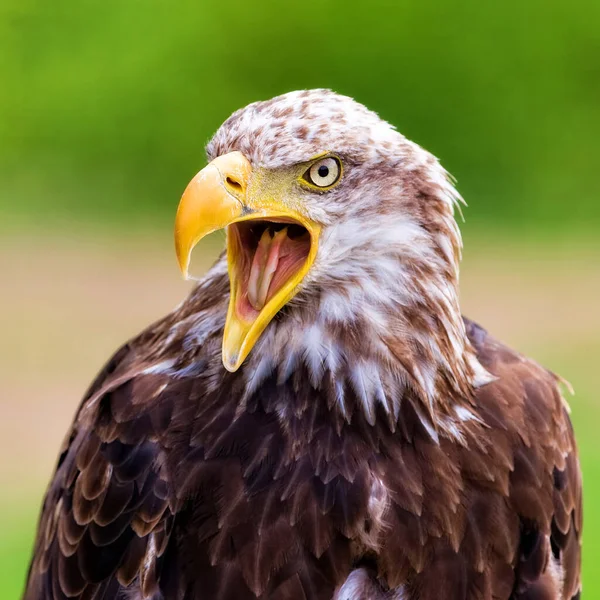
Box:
[175,151,320,372]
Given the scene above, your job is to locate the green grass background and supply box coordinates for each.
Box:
[1,0,599,597]
[2,0,599,230]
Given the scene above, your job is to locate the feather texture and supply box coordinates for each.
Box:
[23,90,581,599]
[23,318,582,600]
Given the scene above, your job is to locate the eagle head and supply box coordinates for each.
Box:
[175,89,485,419]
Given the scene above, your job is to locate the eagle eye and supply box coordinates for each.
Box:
[303,156,342,189]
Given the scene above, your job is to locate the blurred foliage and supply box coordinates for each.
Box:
[1,0,599,231]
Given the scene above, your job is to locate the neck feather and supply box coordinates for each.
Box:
[162,167,491,441]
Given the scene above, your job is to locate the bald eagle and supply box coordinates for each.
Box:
[24,90,582,600]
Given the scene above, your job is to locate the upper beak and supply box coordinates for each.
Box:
[175,151,320,372]
[175,151,251,278]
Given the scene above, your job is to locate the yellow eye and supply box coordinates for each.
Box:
[304,157,341,188]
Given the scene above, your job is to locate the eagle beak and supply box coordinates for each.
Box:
[175,151,320,372]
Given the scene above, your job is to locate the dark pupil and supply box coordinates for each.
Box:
[317,165,329,179]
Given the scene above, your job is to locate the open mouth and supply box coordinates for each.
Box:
[228,219,311,321]
[174,150,322,371]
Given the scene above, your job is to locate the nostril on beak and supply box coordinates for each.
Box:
[225,176,244,194]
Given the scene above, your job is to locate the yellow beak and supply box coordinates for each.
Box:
[175,151,320,372]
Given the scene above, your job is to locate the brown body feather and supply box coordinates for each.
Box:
[23,317,581,600]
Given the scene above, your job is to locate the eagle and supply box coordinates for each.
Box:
[24,89,582,600]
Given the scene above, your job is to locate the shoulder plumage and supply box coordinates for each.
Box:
[23,332,180,599]
[465,318,582,599]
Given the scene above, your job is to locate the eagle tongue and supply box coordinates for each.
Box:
[247,226,288,311]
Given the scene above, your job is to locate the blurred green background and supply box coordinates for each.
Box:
[1,0,599,597]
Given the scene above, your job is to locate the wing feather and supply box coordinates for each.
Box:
[464,318,582,600]
[24,342,176,600]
